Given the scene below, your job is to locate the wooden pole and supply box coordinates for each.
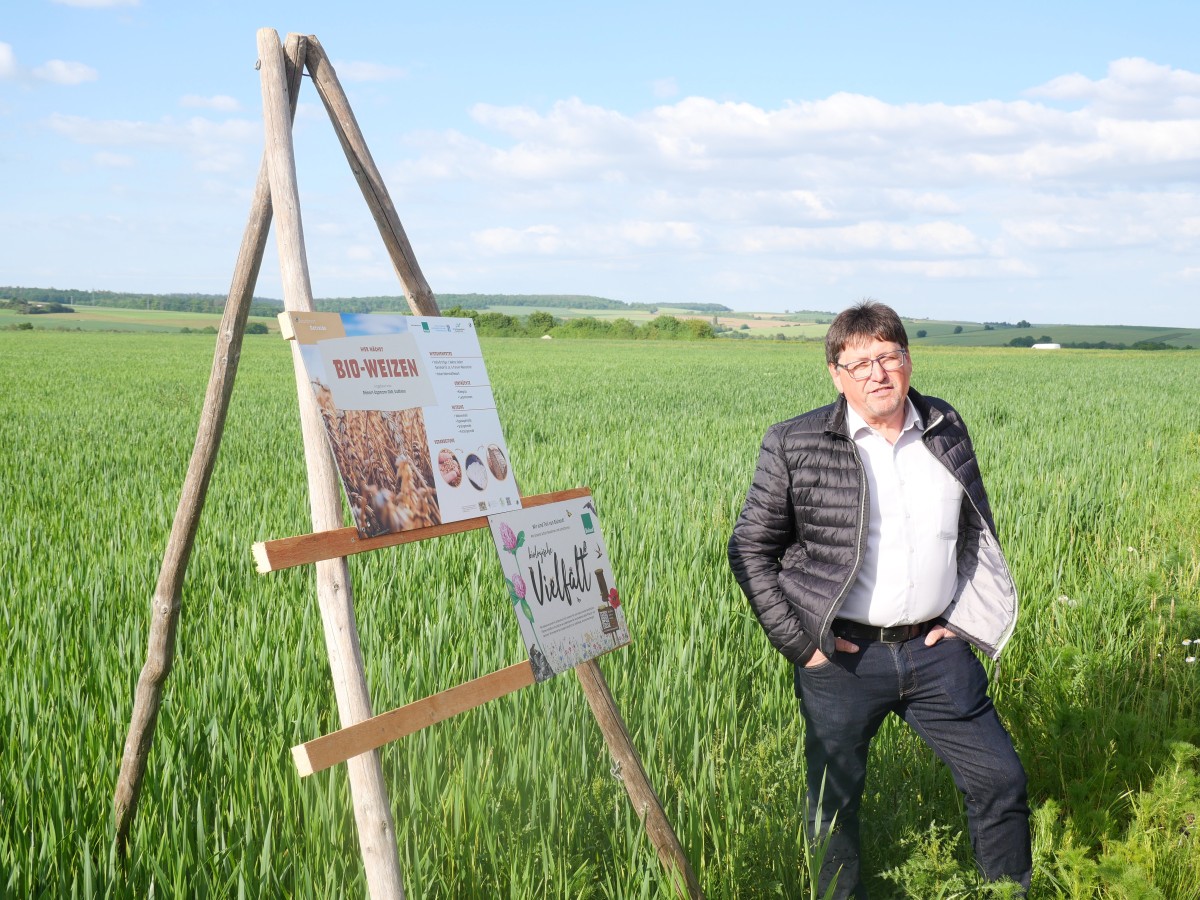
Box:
[302,35,439,317]
[575,659,705,899]
[112,32,307,855]
[256,28,406,900]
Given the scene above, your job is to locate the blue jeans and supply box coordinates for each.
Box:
[794,633,1031,899]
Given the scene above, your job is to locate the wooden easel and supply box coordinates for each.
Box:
[115,29,701,900]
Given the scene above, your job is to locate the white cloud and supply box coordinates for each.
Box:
[886,190,962,216]
[376,60,1200,321]
[32,59,99,85]
[876,258,1039,279]
[737,221,984,257]
[93,151,134,168]
[471,219,704,258]
[44,113,258,146]
[1000,190,1200,254]
[181,94,241,112]
[652,77,678,99]
[334,60,407,83]
[11,49,1198,325]
[0,43,16,80]
[3,43,98,87]
[473,224,563,255]
[641,187,836,226]
[618,220,703,248]
[397,61,1200,228]
[43,113,259,174]
[1030,57,1200,119]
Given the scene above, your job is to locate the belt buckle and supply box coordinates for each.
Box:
[880,623,917,643]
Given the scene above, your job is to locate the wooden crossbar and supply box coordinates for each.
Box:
[253,486,591,572]
[293,662,536,776]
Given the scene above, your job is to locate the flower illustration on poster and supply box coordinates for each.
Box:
[503,570,553,679]
[488,495,629,682]
[500,522,524,556]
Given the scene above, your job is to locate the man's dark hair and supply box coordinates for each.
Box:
[825,300,909,365]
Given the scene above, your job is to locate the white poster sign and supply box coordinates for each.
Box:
[285,312,520,537]
[489,496,629,682]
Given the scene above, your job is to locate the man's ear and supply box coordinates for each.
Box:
[828,363,845,395]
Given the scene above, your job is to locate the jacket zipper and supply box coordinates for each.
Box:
[817,435,870,644]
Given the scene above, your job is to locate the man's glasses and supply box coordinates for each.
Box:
[835,349,908,381]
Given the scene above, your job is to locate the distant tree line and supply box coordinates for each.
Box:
[313,293,732,315]
[444,306,716,340]
[178,323,269,335]
[715,328,818,342]
[309,294,626,314]
[441,293,631,311]
[1006,335,1055,347]
[0,298,75,314]
[442,293,731,314]
[0,286,280,318]
[2,286,732,318]
[1006,334,1187,350]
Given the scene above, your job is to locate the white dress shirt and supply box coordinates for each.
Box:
[838,399,964,627]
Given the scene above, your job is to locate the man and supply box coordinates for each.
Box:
[728,301,1030,897]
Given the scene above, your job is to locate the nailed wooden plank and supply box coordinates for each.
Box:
[253,487,592,573]
[293,662,536,776]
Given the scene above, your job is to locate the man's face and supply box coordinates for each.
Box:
[828,338,912,429]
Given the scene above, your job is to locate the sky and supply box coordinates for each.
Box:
[3,1,1199,327]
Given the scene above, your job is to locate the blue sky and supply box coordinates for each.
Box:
[3,1,1199,326]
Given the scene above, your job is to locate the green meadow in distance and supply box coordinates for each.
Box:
[4,298,1198,347]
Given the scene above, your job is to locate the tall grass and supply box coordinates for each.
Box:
[1,332,1197,897]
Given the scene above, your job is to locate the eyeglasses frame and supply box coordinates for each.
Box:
[835,348,909,381]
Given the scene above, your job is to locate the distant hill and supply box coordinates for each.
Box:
[311,293,732,315]
[2,286,1194,347]
[910,321,1198,349]
[0,287,731,317]
[0,286,281,318]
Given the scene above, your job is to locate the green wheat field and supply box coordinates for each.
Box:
[2,331,1198,898]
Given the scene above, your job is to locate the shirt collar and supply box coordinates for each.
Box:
[845,396,923,440]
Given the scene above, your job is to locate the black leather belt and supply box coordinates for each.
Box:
[832,618,930,643]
